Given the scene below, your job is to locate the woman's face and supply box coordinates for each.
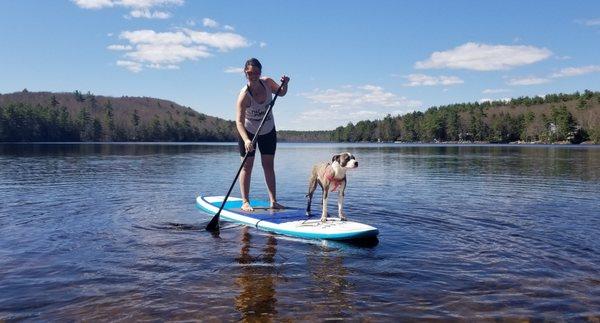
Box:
[245,65,261,82]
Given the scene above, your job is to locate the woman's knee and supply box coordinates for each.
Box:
[242,157,255,171]
[261,155,274,167]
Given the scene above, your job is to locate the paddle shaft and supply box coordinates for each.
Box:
[206,81,286,231]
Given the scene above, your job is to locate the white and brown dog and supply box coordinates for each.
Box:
[306,152,358,222]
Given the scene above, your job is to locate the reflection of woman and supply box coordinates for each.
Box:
[236,58,290,212]
[235,227,278,321]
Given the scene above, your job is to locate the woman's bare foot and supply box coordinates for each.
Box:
[270,201,285,209]
[241,201,254,212]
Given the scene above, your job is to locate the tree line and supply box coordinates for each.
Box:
[1,90,599,143]
[330,90,600,144]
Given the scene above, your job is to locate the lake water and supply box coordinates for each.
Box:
[1,143,599,321]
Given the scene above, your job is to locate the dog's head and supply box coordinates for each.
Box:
[332,152,358,169]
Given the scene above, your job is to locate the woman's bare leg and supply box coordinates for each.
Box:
[261,154,284,208]
[240,156,254,211]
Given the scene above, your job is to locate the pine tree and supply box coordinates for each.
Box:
[74,90,85,102]
[104,101,115,140]
[131,109,140,140]
[51,95,59,108]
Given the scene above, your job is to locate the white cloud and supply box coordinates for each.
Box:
[482,88,509,94]
[415,42,552,71]
[297,85,421,129]
[147,63,179,70]
[507,76,550,86]
[504,64,600,86]
[203,18,219,28]
[107,44,133,50]
[73,0,184,8]
[117,60,143,73]
[111,28,250,72]
[551,65,600,78]
[259,42,267,48]
[576,18,600,26]
[223,25,235,31]
[402,74,463,87]
[72,0,183,19]
[183,28,249,52]
[555,55,571,60]
[224,67,244,73]
[120,29,190,45]
[129,9,171,19]
[72,0,114,9]
[479,97,511,103]
[124,43,211,64]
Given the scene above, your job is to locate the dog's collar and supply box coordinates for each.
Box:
[323,164,342,192]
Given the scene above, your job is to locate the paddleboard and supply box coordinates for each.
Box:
[196,195,379,240]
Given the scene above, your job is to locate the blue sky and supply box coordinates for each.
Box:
[1,0,599,130]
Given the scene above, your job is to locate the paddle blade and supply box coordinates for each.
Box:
[205,213,220,231]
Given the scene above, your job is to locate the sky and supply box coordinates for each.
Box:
[1,0,600,130]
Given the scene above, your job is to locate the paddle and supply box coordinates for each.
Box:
[206,80,287,231]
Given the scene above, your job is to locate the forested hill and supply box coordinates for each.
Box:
[0,90,237,142]
[329,90,600,144]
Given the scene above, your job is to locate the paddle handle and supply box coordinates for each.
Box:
[206,80,287,231]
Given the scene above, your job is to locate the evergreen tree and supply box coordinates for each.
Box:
[74,90,85,102]
[380,114,395,141]
[469,106,488,141]
[104,101,115,140]
[77,106,89,140]
[445,110,461,141]
[149,116,163,141]
[51,95,59,108]
[92,118,103,141]
[550,105,576,141]
[131,109,140,140]
[0,107,6,141]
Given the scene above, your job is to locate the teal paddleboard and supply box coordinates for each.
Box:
[197,195,378,240]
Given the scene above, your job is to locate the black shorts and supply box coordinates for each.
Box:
[238,128,277,157]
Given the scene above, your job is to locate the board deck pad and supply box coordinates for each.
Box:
[197,195,379,240]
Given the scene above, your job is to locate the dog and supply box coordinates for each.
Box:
[306,152,358,222]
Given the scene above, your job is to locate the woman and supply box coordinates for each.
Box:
[236,58,290,212]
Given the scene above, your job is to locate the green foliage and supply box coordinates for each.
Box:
[589,127,600,143]
[326,90,600,144]
[468,106,489,141]
[490,112,523,143]
[51,96,59,107]
[0,103,79,141]
[576,99,588,110]
[549,105,576,142]
[74,90,85,102]
[104,101,115,141]
[2,90,598,144]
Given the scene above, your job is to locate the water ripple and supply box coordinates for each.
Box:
[1,143,599,320]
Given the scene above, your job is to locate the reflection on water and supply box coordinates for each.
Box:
[306,246,352,319]
[235,228,277,321]
[0,143,599,320]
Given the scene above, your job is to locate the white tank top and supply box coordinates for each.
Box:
[240,79,275,135]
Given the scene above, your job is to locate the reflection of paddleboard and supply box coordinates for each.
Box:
[197,196,379,240]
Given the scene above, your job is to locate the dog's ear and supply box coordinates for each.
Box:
[332,154,340,163]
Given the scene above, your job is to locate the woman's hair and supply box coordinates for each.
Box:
[244,58,262,72]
